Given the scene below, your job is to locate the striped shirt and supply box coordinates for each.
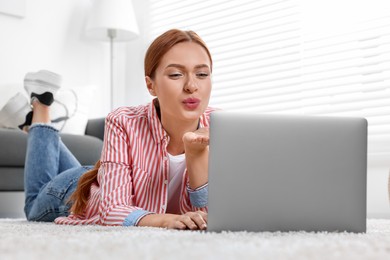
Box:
[55,100,216,226]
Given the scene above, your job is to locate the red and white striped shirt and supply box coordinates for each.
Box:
[55,100,216,226]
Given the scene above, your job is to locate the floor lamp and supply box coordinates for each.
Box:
[85,0,139,111]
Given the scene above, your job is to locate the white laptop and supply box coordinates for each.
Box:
[207,112,367,233]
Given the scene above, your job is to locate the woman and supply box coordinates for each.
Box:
[22,29,215,230]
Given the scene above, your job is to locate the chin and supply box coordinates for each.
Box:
[181,109,204,120]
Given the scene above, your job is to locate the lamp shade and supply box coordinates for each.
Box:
[86,0,139,42]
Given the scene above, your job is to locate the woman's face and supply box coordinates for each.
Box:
[146,41,212,124]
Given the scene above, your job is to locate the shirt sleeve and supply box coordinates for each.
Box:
[98,112,152,226]
[186,183,208,208]
[180,170,208,213]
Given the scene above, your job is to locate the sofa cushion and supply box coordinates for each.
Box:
[0,134,102,191]
[0,121,104,191]
[61,134,102,165]
[0,128,27,167]
[0,128,103,167]
[0,168,24,191]
[85,118,105,141]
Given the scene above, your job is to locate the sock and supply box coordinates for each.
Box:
[18,111,33,130]
[31,92,54,106]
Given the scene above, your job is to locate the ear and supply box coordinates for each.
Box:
[145,76,157,96]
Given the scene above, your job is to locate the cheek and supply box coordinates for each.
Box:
[201,80,212,93]
[155,79,180,98]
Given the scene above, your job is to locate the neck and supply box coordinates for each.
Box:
[161,114,199,156]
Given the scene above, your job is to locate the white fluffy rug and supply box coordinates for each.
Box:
[1,219,390,260]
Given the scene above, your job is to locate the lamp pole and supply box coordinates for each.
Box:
[108,29,116,111]
[86,0,139,113]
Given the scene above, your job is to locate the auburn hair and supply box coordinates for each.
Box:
[144,29,213,79]
[69,29,212,215]
[68,160,100,215]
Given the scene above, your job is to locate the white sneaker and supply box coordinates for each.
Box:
[50,89,78,131]
[0,92,31,129]
[24,70,62,106]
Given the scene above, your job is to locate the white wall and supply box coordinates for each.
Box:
[0,0,152,117]
[123,0,153,107]
[0,0,113,118]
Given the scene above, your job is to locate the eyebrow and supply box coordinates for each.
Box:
[166,64,210,70]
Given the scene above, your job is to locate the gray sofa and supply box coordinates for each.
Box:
[0,118,105,192]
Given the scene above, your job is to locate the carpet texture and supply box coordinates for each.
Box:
[1,219,390,260]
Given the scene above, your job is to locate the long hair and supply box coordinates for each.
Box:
[68,160,100,215]
[145,29,213,79]
[69,29,212,215]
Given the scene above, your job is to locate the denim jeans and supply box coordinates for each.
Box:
[24,124,94,221]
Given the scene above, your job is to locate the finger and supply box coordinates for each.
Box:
[195,135,209,144]
[197,211,208,223]
[174,221,187,230]
[167,220,186,230]
[183,132,197,143]
[201,137,209,145]
[180,216,198,230]
[187,212,207,230]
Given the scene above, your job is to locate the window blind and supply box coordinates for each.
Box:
[147,0,390,162]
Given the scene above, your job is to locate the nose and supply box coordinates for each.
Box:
[184,75,198,93]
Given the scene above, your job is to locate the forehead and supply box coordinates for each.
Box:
[159,42,211,68]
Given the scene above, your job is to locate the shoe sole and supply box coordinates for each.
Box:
[24,70,62,98]
[0,93,30,128]
[24,80,61,97]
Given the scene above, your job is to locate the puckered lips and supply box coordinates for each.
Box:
[182,97,200,110]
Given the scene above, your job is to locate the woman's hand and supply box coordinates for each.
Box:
[182,127,209,156]
[138,211,208,230]
[183,128,209,190]
[166,211,208,230]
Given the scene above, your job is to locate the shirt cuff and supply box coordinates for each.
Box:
[187,183,208,208]
[123,209,152,226]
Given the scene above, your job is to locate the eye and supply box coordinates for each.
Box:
[196,72,209,78]
[168,73,183,79]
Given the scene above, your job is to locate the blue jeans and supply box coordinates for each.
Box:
[24,124,94,221]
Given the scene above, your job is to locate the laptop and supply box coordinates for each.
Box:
[207,112,367,233]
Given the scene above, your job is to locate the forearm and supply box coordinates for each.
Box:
[137,213,174,228]
[137,212,208,230]
[185,149,208,190]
